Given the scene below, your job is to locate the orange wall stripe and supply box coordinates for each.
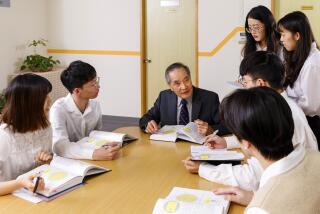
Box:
[47,49,140,56]
[48,27,244,58]
[198,26,244,57]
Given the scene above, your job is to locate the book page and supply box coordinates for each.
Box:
[76,136,115,150]
[87,130,137,147]
[150,125,183,142]
[89,130,125,142]
[17,164,78,197]
[177,122,206,144]
[152,198,224,214]
[51,156,107,177]
[191,146,245,161]
[165,187,229,214]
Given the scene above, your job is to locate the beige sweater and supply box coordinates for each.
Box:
[247,150,320,214]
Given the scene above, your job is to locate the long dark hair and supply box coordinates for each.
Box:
[278,11,317,87]
[1,73,52,133]
[243,5,280,57]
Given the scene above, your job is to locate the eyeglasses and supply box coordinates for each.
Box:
[237,75,256,87]
[237,76,244,86]
[245,25,264,34]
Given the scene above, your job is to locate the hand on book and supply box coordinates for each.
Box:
[17,174,45,193]
[92,142,121,161]
[213,186,253,206]
[194,119,213,135]
[35,151,53,166]
[182,157,200,174]
[145,120,159,134]
[204,135,227,149]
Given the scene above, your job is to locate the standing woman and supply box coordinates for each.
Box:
[278,11,320,148]
[0,74,52,195]
[243,5,281,57]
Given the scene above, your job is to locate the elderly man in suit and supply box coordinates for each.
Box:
[139,62,228,136]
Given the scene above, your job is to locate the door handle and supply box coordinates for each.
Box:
[144,58,152,63]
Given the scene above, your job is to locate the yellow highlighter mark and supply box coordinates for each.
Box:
[200,154,209,160]
[48,171,68,181]
[88,138,110,148]
[164,201,179,212]
[42,169,51,175]
[95,140,110,147]
[176,194,197,202]
[203,198,212,204]
[163,128,176,134]
[182,127,191,133]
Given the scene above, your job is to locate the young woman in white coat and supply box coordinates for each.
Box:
[243,5,281,58]
[0,74,52,195]
[278,11,320,149]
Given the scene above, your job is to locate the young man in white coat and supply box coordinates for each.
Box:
[214,87,320,213]
[182,51,317,191]
[50,61,120,160]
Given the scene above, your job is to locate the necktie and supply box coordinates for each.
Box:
[179,99,189,125]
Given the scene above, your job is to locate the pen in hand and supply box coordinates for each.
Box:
[209,129,219,138]
[33,176,40,194]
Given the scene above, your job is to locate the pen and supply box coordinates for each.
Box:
[33,176,40,194]
[211,129,219,137]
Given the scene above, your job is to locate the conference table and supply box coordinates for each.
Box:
[0,126,245,214]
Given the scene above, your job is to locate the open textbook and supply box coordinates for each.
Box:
[150,122,206,144]
[152,187,230,214]
[13,156,110,202]
[78,130,137,148]
[191,146,245,165]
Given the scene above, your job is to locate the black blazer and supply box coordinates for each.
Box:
[139,87,229,135]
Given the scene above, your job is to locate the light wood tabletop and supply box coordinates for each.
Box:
[0,126,245,214]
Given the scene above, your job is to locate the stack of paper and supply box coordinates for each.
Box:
[152,187,230,214]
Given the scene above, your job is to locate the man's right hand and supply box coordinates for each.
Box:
[182,157,200,174]
[204,135,227,149]
[213,186,253,206]
[92,143,121,160]
[145,120,159,134]
[18,174,45,192]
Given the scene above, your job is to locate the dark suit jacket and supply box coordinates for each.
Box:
[139,87,229,135]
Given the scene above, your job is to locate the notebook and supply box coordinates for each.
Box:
[14,156,110,201]
[78,130,137,148]
[152,187,230,214]
[190,146,245,165]
[150,122,206,144]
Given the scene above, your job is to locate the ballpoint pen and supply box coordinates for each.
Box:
[33,176,40,194]
[210,129,219,137]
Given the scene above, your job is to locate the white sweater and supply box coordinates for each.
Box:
[0,124,52,181]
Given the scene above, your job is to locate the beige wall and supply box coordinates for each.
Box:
[47,0,141,117]
[0,0,47,91]
[198,0,272,99]
[0,0,274,117]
